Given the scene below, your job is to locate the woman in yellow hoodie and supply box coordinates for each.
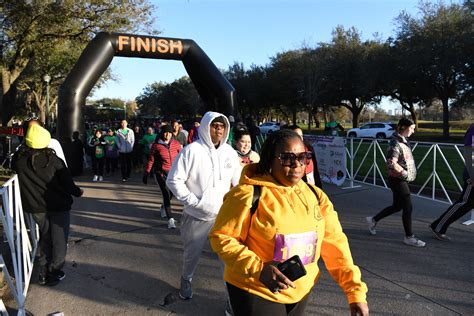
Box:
[209,129,368,316]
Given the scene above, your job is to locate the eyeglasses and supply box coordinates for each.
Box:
[210,122,225,130]
[25,116,39,122]
[276,152,312,167]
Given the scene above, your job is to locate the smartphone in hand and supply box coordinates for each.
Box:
[277,255,307,281]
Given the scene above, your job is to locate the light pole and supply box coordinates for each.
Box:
[43,74,51,128]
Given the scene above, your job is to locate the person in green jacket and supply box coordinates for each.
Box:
[140,127,157,163]
[325,112,345,136]
[104,128,119,175]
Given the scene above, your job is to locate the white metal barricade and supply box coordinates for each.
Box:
[0,175,38,316]
[344,137,472,225]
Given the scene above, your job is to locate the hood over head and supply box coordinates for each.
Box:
[198,111,230,148]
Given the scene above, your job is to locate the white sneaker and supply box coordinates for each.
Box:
[98,176,103,182]
[160,205,167,218]
[92,175,98,182]
[225,300,233,316]
[366,217,376,235]
[403,235,426,247]
[168,218,176,229]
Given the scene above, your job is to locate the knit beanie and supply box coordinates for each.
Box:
[25,124,51,149]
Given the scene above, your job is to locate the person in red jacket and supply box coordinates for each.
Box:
[187,119,201,144]
[143,124,182,229]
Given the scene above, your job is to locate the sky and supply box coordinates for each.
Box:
[91,0,427,111]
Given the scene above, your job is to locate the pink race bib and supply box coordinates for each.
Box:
[273,231,317,265]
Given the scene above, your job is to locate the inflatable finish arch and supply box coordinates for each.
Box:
[58,32,236,142]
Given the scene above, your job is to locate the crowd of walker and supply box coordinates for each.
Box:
[8,110,473,315]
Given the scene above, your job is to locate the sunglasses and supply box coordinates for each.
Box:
[210,122,225,130]
[276,152,312,167]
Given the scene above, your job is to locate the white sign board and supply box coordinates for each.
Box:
[312,136,347,186]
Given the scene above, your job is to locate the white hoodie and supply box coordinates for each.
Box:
[166,111,241,221]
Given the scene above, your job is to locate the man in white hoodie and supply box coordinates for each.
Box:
[166,111,241,300]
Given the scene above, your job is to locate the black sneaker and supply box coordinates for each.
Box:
[38,266,48,286]
[38,273,48,286]
[49,269,66,281]
[429,226,451,241]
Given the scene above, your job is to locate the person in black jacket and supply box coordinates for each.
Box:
[13,124,83,286]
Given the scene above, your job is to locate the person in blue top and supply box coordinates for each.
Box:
[430,124,474,241]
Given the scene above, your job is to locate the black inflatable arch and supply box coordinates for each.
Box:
[58,32,236,142]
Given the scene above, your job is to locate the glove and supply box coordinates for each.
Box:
[142,172,149,185]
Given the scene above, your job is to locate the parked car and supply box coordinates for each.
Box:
[347,122,396,139]
[258,122,280,134]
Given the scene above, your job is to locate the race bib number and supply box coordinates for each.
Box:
[273,231,317,265]
[95,146,104,158]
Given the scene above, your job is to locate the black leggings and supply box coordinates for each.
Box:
[373,177,413,236]
[226,282,308,316]
[155,172,174,218]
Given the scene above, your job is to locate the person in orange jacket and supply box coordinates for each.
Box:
[209,129,368,316]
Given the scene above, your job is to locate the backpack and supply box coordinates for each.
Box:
[250,183,320,217]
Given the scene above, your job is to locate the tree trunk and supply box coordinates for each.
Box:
[292,107,297,126]
[313,111,319,129]
[403,102,418,129]
[349,99,363,128]
[410,110,418,129]
[308,110,312,131]
[442,96,450,138]
[352,111,360,128]
[1,87,17,126]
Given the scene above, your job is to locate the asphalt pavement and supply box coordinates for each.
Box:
[8,171,473,315]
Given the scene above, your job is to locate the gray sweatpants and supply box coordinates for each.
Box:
[180,212,215,281]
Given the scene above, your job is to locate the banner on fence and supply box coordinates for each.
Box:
[312,136,346,186]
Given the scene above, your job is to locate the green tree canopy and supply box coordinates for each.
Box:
[393,1,473,137]
[1,0,157,125]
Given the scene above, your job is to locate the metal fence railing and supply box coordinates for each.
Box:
[255,133,472,224]
[344,137,465,203]
[0,175,38,316]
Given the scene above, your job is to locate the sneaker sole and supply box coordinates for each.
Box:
[403,241,426,247]
[366,217,376,235]
[431,230,450,241]
[178,292,192,300]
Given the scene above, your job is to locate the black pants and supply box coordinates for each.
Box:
[119,152,132,179]
[431,180,474,234]
[226,282,308,316]
[105,157,118,173]
[33,211,70,272]
[373,177,413,236]
[91,156,104,176]
[155,172,173,218]
[132,147,142,169]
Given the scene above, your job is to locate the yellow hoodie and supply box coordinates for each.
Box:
[209,164,367,305]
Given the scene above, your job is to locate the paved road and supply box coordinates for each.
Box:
[11,173,474,315]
